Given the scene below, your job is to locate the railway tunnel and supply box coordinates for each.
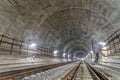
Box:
[0,0,120,80]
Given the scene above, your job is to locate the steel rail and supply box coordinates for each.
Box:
[86,62,110,80]
[0,62,72,80]
[61,62,81,80]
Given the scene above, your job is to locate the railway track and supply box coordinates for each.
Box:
[0,62,72,80]
[0,61,112,80]
[61,62,81,80]
[86,62,110,80]
[62,61,111,80]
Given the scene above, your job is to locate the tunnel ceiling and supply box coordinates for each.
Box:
[0,0,120,57]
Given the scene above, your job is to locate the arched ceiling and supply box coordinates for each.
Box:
[0,0,120,58]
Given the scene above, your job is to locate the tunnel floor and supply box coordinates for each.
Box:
[0,60,120,80]
[0,0,120,80]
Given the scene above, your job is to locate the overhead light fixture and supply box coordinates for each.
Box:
[99,42,106,46]
[68,55,70,58]
[53,50,58,55]
[63,53,66,57]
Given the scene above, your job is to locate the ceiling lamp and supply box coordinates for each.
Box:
[99,41,106,46]
[53,50,58,55]
[68,55,71,58]
[63,53,66,57]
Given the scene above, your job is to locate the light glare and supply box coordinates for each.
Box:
[99,42,106,46]
[90,50,93,54]
[68,55,70,58]
[54,50,58,55]
[81,58,85,60]
[29,43,37,48]
[63,53,66,57]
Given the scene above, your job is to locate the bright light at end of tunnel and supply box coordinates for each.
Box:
[90,50,93,54]
[29,43,37,48]
[81,58,85,60]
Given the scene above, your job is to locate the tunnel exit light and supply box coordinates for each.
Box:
[29,43,37,49]
[81,58,85,60]
[90,50,93,54]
